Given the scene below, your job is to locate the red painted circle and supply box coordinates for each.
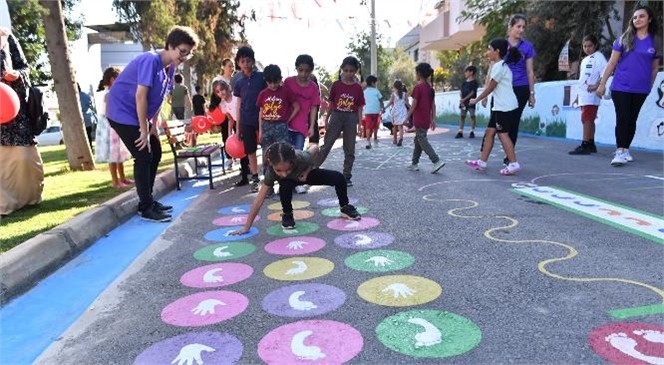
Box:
[589,322,664,364]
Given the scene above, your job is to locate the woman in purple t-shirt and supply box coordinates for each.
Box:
[597,5,660,167]
[505,14,537,150]
[107,26,199,223]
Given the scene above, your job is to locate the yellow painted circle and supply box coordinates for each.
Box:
[267,200,310,211]
[264,257,334,281]
[267,210,315,222]
[357,275,442,307]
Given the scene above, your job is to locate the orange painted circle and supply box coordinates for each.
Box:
[267,210,315,221]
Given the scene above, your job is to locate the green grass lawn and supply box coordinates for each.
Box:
[0,133,221,253]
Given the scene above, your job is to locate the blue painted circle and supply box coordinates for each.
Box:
[218,204,252,215]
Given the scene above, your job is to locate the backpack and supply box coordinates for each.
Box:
[26,85,49,136]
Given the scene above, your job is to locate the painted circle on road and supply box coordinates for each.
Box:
[180,263,253,288]
[267,210,315,222]
[265,236,326,256]
[376,310,482,358]
[264,257,334,281]
[318,197,359,207]
[218,204,251,215]
[328,217,379,231]
[258,320,363,364]
[194,242,256,262]
[267,200,310,211]
[334,231,394,249]
[212,214,259,227]
[358,275,442,307]
[161,291,249,327]
[345,250,415,272]
[134,332,242,365]
[589,322,664,364]
[262,283,346,318]
[321,206,368,218]
[266,222,319,237]
[204,226,258,242]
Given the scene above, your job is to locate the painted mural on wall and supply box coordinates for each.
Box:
[435,71,664,151]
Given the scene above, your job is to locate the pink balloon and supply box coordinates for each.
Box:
[0,82,20,124]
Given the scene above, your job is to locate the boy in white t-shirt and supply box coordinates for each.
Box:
[569,35,607,155]
[466,38,523,176]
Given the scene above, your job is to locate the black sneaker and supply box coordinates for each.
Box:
[345,177,353,187]
[454,131,463,139]
[469,131,475,138]
[568,144,591,155]
[340,204,361,220]
[281,212,295,229]
[140,208,172,222]
[234,178,249,187]
[153,201,173,213]
[250,179,260,193]
[589,142,598,153]
[502,157,509,167]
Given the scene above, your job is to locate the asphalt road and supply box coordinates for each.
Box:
[18,128,664,364]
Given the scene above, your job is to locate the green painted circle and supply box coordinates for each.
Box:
[376,310,482,358]
[193,242,256,262]
[321,206,369,217]
[345,250,414,272]
[266,222,319,237]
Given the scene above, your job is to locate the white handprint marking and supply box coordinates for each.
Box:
[288,291,318,311]
[212,246,232,257]
[408,318,442,347]
[353,234,372,246]
[291,330,326,360]
[345,221,361,229]
[365,256,393,267]
[171,343,216,365]
[191,299,226,316]
[231,207,245,213]
[287,241,308,250]
[633,329,664,344]
[606,332,664,365]
[382,283,416,298]
[230,216,245,223]
[202,268,224,283]
[286,261,308,275]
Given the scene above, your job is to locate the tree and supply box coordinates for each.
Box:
[39,0,94,170]
[439,42,489,91]
[346,30,394,97]
[388,48,416,92]
[6,0,81,84]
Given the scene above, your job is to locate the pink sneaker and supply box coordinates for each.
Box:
[465,159,486,171]
[500,162,521,176]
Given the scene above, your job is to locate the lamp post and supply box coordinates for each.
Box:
[370,0,377,76]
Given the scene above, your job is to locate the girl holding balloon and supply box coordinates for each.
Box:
[0,28,44,215]
[210,79,235,169]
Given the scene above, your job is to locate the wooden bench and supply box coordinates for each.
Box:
[162,119,225,190]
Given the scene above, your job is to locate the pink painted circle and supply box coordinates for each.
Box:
[327,217,380,231]
[258,320,363,364]
[180,263,254,288]
[589,322,664,364]
[264,236,326,255]
[212,214,259,227]
[161,291,249,327]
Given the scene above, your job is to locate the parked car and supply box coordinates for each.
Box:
[36,125,63,146]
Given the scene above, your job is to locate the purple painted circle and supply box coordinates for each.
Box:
[262,283,346,318]
[161,291,249,327]
[264,236,326,256]
[180,263,254,288]
[334,231,394,249]
[258,320,363,364]
[317,197,359,207]
[134,332,242,365]
[212,214,259,227]
[327,217,380,231]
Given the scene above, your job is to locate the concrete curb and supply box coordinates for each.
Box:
[0,159,202,305]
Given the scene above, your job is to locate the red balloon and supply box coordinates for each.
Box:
[191,115,211,133]
[0,82,20,124]
[226,133,246,159]
[208,107,227,125]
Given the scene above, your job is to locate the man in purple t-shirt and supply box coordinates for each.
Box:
[107,26,199,222]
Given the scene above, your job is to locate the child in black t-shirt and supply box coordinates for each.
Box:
[456,65,479,139]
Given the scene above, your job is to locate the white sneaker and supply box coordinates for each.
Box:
[295,185,308,194]
[500,162,521,176]
[623,149,633,162]
[407,164,419,171]
[611,150,628,167]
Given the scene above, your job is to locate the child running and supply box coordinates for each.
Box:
[95,67,132,188]
[405,63,446,174]
[386,79,409,146]
[229,142,361,233]
[317,56,365,187]
[466,38,522,175]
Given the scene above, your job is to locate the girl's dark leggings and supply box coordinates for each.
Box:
[278,168,348,213]
[611,90,647,149]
